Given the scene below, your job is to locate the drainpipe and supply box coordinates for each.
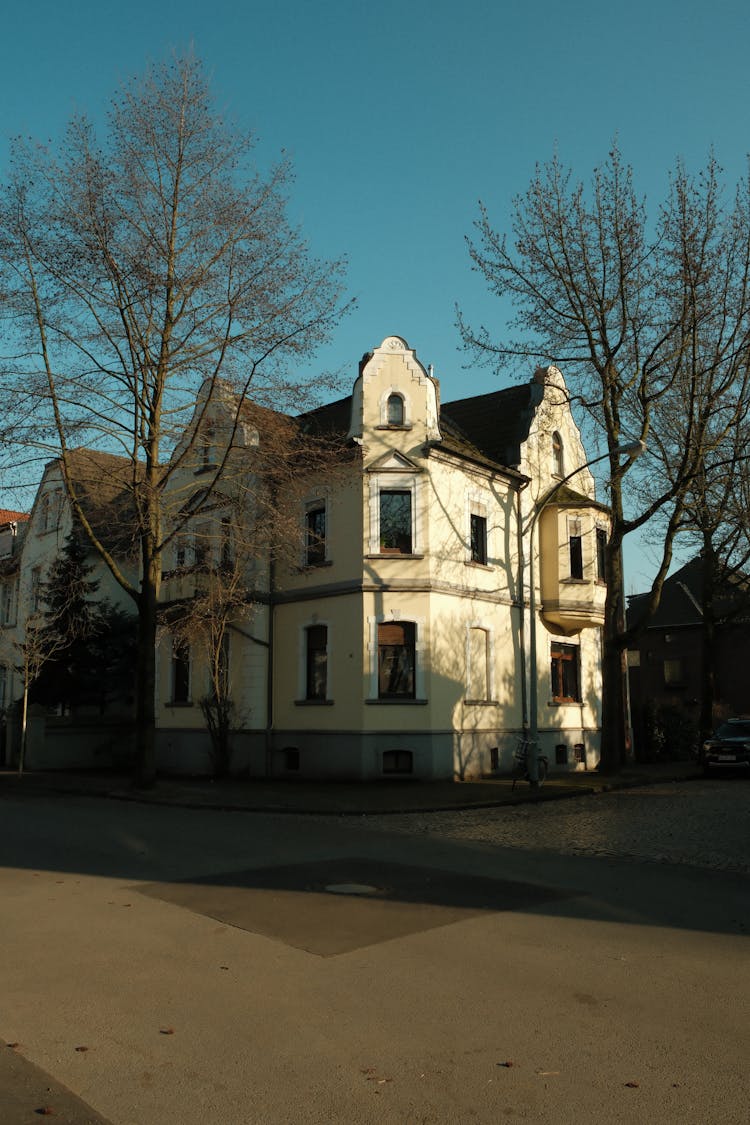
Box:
[515,479,530,735]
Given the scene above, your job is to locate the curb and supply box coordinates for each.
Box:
[11,770,703,817]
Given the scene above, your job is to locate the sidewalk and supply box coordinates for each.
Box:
[0,760,703,815]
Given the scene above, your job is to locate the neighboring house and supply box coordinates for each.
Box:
[0,454,138,770]
[627,556,750,758]
[0,510,29,766]
[5,334,610,780]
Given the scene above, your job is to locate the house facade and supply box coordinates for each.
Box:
[3,335,609,779]
[155,335,608,778]
[627,556,750,759]
[0,457,137,770]
[0,510,29,766]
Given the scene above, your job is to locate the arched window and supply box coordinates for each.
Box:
[378,621,415,698]
[387,393,405,426]
[552,431,564,477]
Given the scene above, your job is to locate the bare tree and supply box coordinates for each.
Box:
[649,410,750,742]
[0,53,349,786]
[459,150,750,772]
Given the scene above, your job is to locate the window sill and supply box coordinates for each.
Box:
[301,559,333,571]
[366,698,428,705]
[166,701,194,708]
[375,423,413,431]
[548,699,582,707]
[367,552,425,560]
[465,560,492,571]
[561,578,587,585]
[294,699,335,706]
[463,699,500,707]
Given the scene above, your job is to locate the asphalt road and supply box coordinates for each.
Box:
[1,780,748,1124]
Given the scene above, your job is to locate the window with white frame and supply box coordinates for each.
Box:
[552,431,564,477]
[470,512,488,565]
[30,568,42,614]
[38,490,62,534]
[1,578,17,626]
[304,502,327,566]
[369,472,420,556]
[170,639,191,704]
[378,621,416,698]
[466,626,490,701]
[220,516,233,568]
[38,492,50,533]
[551,642,580,703]
[386,393,405,426]
[193,523,211,568]
[368,614,425,701]
[568,517,583,579]
[380,490,412,554]
[379,388,410,428]
[174,534,190,569]
[305,624,328,700]
[199,425,215,471]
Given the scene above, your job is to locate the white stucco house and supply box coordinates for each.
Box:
[1,335,609,779]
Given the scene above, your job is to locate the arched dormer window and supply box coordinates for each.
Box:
[552,431,564,477]
[387,393,405,426]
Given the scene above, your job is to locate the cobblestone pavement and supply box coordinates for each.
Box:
[353,779,750,874]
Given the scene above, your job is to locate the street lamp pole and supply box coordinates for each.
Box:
[525,440,644,784]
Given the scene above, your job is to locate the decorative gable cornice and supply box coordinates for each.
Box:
[347,335,442,443]
[365,449,423,474]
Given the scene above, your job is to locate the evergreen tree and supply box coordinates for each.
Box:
[32,531,136,712]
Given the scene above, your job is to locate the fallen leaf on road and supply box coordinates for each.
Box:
[159,1027,175,1036]
[74,1046,89,1053]
[35,1108,56,1116]
[497,1061,514,1068]
[7,1043,20,1050]
[536,1071,560,1077]
[624,1081,640,1088]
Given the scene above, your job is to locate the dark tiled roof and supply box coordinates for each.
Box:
[628,556,750,630]
[297,383,540,473]
[440,384,540,468]
[54,450,142,556]
[297,395,353,437]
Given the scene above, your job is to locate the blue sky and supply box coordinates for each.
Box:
[2,0,749,589]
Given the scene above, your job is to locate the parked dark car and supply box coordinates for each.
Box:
[701,719,750,775]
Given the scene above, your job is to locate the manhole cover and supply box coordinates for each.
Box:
[324,883,380,895]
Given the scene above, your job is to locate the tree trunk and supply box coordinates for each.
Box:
[599,538,629,774]
[134,564,159,789]
[699,546,716,742]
